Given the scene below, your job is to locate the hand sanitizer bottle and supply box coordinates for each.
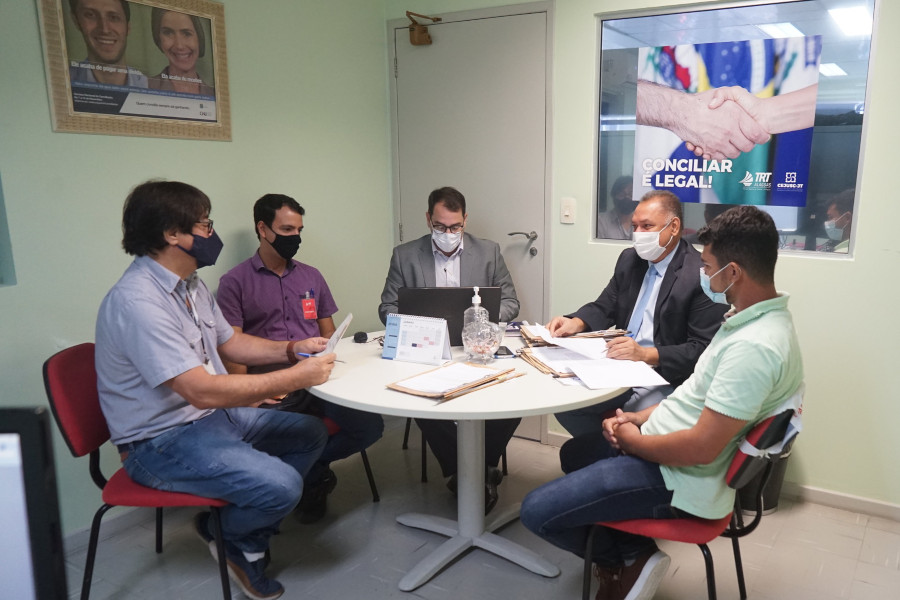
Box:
[462,287,495,362]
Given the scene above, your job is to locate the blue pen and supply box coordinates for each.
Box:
[296,352,344,363]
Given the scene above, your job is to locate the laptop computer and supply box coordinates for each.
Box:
[398,286,502,346]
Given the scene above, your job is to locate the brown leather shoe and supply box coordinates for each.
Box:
[592,563,620,600]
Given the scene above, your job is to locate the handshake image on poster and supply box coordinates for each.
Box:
[632,37,822,207]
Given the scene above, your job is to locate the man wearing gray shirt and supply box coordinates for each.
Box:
[95,180,334,600]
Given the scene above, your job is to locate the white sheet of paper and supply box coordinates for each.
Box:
[550,337,609,360]
[319,313,353,355]
[529,347,596,374]
[569,359,669,390]
[521,323,555,344]
[398,362,501,394]
[521,325,609,360]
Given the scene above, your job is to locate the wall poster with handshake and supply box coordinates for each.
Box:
[633,36,821,209]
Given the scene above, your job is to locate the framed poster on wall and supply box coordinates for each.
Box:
[595,0,877,255]
[37,0,231,140]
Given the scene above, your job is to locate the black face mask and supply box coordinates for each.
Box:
[179,231,224,268]
[270,233,301,260]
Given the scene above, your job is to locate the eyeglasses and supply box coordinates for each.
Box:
[195,219,214,234]
[431,223,464,234]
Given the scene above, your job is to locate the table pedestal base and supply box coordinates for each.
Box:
[395,420,559,591]
[396,504,559,591]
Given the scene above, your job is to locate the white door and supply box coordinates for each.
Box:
[389,4,552,442]
[389,5,550,326]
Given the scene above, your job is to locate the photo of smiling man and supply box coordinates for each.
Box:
[67,0,148,88]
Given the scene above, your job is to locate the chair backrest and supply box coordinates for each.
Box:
[42,342,110,458]
[726,409,797,491]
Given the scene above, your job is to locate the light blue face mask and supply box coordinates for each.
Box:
[699,264,734,305]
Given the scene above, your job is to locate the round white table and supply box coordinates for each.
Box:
[311,334,625,591]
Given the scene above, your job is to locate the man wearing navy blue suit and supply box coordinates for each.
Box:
[548,190,728,437]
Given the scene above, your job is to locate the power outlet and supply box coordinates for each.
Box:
[560,197,576,224]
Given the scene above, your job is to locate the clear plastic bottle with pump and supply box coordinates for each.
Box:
[462,286,502,362]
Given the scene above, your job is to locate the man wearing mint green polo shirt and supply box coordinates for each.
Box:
[521,205,803,600]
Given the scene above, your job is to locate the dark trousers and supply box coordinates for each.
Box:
[274,389,384,468]
[414,417,521,477]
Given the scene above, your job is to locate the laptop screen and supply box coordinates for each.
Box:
[397,287,502,346]
[0,408,68,600]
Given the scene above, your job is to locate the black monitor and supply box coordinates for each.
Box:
[0,407,68,599]
[398,286,502,346]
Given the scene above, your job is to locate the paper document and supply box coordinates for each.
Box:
[529,347,596,374]
[522,324,556,344]
[569,359,669,390]
[319,313,353,355]
[522,325,613,358]
[394,363,509,395]
[551,337,608,360]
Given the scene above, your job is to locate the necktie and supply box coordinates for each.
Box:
[626,264,658,337]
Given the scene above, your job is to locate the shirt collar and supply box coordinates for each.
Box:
[251,250,294,273]
[722,293,791,330]
[135,254,183,294]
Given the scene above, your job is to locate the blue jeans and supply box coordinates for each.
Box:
[520,433,684,567]
[554,385,673,437]
[121,408,327,554]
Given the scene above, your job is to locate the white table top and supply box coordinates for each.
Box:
[310,333,626,420]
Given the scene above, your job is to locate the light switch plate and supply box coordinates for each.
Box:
[560,197,576,224]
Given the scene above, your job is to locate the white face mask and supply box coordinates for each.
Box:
[432,229,462,253]
[632,219,674,261]
[699,265,734,305]
[823,219,845,241]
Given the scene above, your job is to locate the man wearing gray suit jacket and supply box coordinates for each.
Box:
[378,186,519,513]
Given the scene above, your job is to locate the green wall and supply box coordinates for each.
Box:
[2,0,898,537]
[0,0,394,533]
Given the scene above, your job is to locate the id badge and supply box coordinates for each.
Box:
[301,297,317,319]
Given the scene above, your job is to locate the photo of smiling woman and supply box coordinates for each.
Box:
[147,8,214,96]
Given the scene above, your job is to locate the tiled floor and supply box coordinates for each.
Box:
[64,416,900,599]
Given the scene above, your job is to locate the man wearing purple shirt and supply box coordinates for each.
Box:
[217,194,383,522]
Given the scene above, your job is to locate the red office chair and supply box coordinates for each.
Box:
[42,343,231,600]
[582,408,801,600]
[321,416,380,502]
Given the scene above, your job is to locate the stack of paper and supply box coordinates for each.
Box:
[520,323,628,347]
[516,324,668,390]
[387,362,524,401]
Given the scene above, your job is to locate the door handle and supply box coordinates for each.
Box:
[508,231,538,241]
